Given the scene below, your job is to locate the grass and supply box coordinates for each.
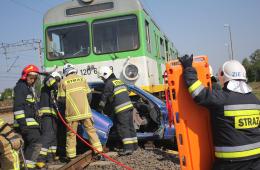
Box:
[249,82,260,99]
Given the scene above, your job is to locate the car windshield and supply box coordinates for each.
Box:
[92,15,139,54]
[46,22,90,60]
[128,85,165,106]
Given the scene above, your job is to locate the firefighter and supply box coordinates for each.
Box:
[209,65,221,90]
[37,71,62,168]
[13,64,42,169]
[97,66,138,156]
[179,55,260,170]
[58,63,103,161]
[0,117,23,170]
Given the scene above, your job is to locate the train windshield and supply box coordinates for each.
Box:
[93,15,139,54]
[46,22,90,60]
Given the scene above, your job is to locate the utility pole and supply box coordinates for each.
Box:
[224,24,234,60]
[35,39,44,71]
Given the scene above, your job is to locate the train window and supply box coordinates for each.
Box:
[46,22,90,60]
[165,39,169,61]
[145,20,151,53]
[154,32,159,58]
[160,38,165,60]
[93,15,139,54]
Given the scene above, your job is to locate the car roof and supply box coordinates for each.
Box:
[89,82,165,108]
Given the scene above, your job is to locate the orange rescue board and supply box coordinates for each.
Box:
[166,56,215,170]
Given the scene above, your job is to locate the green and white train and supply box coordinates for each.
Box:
[43,0,178,95]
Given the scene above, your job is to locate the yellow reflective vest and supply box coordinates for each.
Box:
[58,74,92,122]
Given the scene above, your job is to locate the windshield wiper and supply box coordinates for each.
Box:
[71,46,86,56]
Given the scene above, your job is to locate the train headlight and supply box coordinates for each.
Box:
[123,64,139,81]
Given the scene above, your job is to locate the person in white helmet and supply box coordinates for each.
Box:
[37,71,62,168]
[97,66,138,156]
[58,63,103,161]
[179,55,260,170]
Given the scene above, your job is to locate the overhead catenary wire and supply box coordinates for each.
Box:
[7,56,19,72]
[8,0,42,14]
[0,39,43,72]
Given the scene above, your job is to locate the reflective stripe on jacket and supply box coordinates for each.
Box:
[39,76,58,117]
[58,74,92,122]
[13,80,39,129]
[100,74,133,114]
[183,67,260,161]
[0,118,19,145]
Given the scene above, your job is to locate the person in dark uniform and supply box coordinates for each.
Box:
[37,71,61,168]
[97,66,138,156]
[179,55,260,170]
[13,64,42,169]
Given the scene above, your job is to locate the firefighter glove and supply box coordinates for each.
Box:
[97,101,105,113]
[179,54,193,69]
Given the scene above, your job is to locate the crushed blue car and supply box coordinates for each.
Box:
[81,82,175,145]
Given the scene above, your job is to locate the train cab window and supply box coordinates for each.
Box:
[93,15,139,54]
[145,20,151,53]
[46,22,90,60]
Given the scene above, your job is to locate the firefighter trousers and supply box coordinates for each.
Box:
[66,118,103,158]
[0,135,20,170]
[213,157,260,170]
[116,109,138,150]
[38,116,57,163]
[56,105,66,158]
[20,128,41,169]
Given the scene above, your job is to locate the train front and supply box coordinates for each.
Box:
[43,0,166,95]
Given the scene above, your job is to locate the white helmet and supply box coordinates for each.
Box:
[63,63,77,76]
[209,65,214,78]
[50,71,62,79]
[51,71,62,82]
[218,60,247,85]
[97,66,113,80]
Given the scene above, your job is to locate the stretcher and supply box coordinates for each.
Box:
[165,56,214,170]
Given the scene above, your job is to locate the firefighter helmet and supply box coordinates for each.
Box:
[21,64,40,80]
[218,60,247,85]
[63,63,77,76]
[97,66,113,80]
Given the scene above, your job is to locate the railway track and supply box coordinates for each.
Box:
[58,150,93,170]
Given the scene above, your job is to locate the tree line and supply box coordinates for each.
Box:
[0,79,42,101]
[242,49,260,82]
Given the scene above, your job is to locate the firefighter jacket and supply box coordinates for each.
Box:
[99,74,133,114]
[58,74,92,122]
[0,117,21,150]
[13,80,39,129]
[183,67,260,161]
[39,76,58,117]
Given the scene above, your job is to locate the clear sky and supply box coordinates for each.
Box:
[0,0,259,92]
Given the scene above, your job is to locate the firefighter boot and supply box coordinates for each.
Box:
[118,149,133,156]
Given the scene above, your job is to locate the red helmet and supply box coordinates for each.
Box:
[21,64,40,80]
